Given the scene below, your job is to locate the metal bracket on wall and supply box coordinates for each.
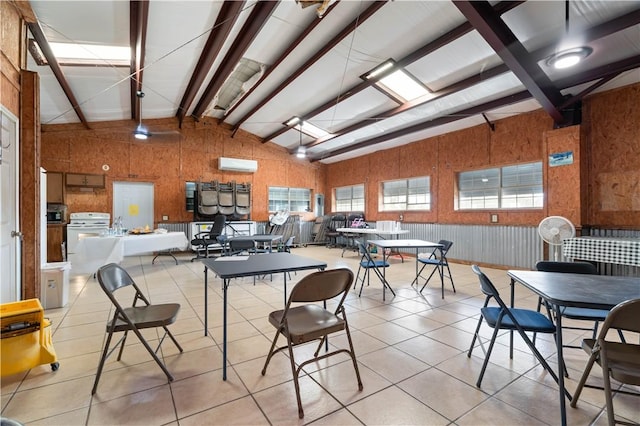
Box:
[482,113,495,131]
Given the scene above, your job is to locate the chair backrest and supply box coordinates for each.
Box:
[438,240,453,256]
[471,264,506,308]
[598,298,640,335]
[209,214,227,237]
[284,236,295,248]
[535,261,597,275]
[358,242,372,259]
[288,268,354,307]
[328,214,346,230]
[97,263,148,307]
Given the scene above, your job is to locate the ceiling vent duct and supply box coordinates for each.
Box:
[218,157,258,173]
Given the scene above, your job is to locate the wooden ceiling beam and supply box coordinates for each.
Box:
[310,91,531,162]
[231,0,388,135]
[312,54,640,161]
[264,1,522,144]
[300,10,639,151]
[129,0,149,121]
[453,0,565,123]
[27,22,90,128]
[223,1,340,128]
[176,0,246,125]
[191,1,278,120]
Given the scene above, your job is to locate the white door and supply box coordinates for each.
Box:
[113,182,154,230]
[1,106,21,302]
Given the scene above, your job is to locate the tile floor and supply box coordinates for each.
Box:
[1,245,638,425]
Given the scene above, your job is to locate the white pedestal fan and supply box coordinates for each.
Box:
[538,216,576,261]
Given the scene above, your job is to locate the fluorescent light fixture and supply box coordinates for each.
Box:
[49,42,130,66]
[546,47,592,70]
[285,116,330,139]
[364,60,430,102]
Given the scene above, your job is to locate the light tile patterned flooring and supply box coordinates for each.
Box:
[2,245,638,425]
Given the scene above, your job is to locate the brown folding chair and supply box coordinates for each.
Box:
[570,298,640,426]
[92,263,183,395]
[261,268,363,418]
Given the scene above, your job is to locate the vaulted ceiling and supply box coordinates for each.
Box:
[26,0,640,163]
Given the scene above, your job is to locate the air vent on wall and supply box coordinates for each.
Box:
[218,157,258,173]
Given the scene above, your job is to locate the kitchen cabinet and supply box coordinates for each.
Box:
[65,173,105,189]
[47,224,66,262]
[47,171,64,203]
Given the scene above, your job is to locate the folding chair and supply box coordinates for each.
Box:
[467,265,567,394]
[414,239,455,298]
[197,181,219,216]
[570,298,640,426]
[354,242,393,298]
[190,214,227,261]
[93,263,183,395]
[261,268,363,418]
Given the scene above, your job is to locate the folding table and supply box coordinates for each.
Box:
[507,270,640,426]
[366,239,443,300]
[201,253,327,380]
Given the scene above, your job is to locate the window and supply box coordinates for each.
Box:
[335,184,365,212]
[268,187,311,212]
[185,182,196,211]
[458,162,543,209]
[380,176,430,211]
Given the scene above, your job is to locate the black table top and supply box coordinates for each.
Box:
[227,234,283,243]
[508,270,640,310]
[201,252,326,279]
[367,239,442,249]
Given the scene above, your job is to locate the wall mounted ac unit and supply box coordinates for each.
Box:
[218,157,258,173]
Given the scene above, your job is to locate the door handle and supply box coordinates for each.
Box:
[11,230,23,239]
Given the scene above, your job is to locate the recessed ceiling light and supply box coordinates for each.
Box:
[546,47,593,69]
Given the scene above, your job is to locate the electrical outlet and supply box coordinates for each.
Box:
[162,215,169,221]
[399,214,403,221]
[490,214,498,223]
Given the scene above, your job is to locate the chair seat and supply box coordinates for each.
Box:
[561,307,609,321]
[417,257,446,266]
[360,260,389,268]
[269,305,345,345]
[481,306,556,333]
[109,304,180,332]
[582,339,640,385]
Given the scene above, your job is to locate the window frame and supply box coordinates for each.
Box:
[268,186,311,213]
[457,161,543,210]
[334,184,365,212]
[379,176,431,212]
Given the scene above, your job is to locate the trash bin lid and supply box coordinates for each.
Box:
[41,262,71,270]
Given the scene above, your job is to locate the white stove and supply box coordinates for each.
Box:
[67,212,110,257]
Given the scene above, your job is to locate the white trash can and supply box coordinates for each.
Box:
[40,262,71,309]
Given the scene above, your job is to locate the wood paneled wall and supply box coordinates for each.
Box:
[325,83,640,229]
[40,118,325,223]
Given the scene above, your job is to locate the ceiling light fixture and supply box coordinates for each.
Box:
[546,47,592,69]
[285,116,330,138]
[363,59,430,102]
[133,91,149,140]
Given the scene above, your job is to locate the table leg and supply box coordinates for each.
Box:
[204,267,208,337]
[554,304,568,426]
[283,272,288,306]
[223,278,228,381]
[509,278,514,358]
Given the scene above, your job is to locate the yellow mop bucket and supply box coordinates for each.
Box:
[1,299,58,377]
